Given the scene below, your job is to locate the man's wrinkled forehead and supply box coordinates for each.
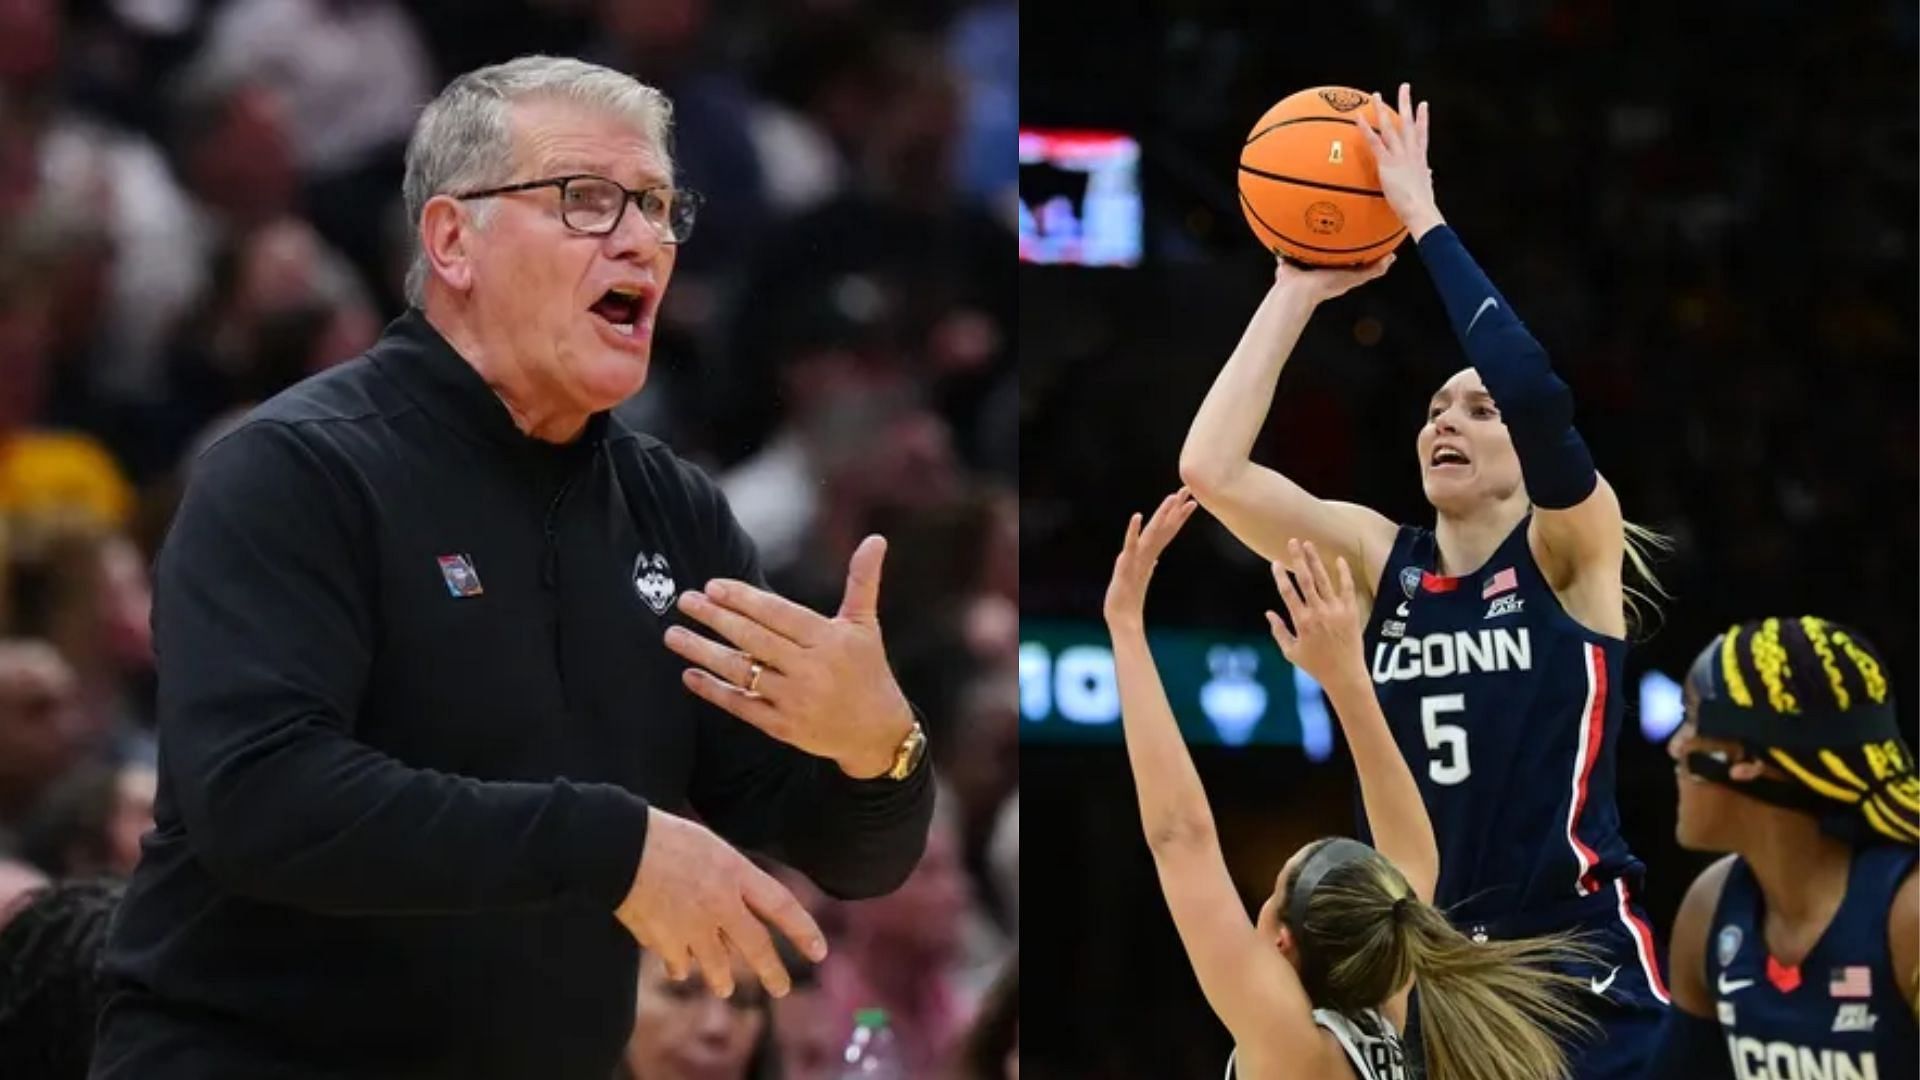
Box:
[507,99,672,187]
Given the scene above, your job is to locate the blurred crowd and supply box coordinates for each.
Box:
[1020,1,1912,1076]
[0,0,1017,1077]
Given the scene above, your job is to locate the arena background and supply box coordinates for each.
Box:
[0,0,1015,1075]
[1019,2,1917,1076]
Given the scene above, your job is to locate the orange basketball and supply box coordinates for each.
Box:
[1238,87,1405,267]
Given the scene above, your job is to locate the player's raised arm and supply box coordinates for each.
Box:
[1178,259,1399,591]
[1102,492,1343,1073]
[1266,540,1437,904]
[1357,83,1625,604]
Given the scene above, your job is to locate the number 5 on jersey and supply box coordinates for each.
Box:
[1421,694,1471,784]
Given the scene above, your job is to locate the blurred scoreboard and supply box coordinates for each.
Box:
[1020,619,1324,752]
[1018,128,1143,267]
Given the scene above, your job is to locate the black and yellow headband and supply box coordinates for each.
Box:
[1686,617,1919,844]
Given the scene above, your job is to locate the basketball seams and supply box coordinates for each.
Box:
[1236,164,1386,199]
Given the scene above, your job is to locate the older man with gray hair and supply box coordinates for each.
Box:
[92,56,933,1079]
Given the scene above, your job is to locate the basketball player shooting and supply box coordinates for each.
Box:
[1103,490,1597,1080]
[1180,83,1669,1078]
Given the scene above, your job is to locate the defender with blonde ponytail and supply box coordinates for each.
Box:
[1180,82,1669,1077]
[1103,491,1597,1080]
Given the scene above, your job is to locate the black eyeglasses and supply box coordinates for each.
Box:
[454,174,704,243]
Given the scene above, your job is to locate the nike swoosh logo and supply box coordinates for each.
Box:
[1466,296,1498,336]
[1590,966,1620,995]
[1395,602,1410,617]
[1718,975,1754,994]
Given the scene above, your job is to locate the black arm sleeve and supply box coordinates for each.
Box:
[682,472,934,899]
[156,422,650,914]
[1647,1006,1734,1080]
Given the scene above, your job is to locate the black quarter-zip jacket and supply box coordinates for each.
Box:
[93,311,933,1079]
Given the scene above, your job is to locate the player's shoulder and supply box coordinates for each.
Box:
[1886,857,1916,965]
[1679,854,1742,921]
[1674,857,1742,963]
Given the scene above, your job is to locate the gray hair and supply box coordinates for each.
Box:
[401,55,675,306]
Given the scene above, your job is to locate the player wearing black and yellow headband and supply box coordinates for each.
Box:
[1654,617,1917,1079]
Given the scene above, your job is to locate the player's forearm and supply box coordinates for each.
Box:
[1111,623,1220,853]
[1415,225,1596,509]
[1321,670,1439,899]
[1178,283,1318,494]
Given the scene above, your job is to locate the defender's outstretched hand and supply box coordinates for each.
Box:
[1104,489,1199,631]
[1354,82,1445,240]
[1266,538,1368,691]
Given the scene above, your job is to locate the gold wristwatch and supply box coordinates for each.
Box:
[885,717,929,781]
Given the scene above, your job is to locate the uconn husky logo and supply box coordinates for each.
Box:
[1371,628,1533,683]
[632,552,677,614]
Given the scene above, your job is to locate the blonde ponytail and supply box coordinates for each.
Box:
[1622,520,1672,640]
[1397,903,1597,1080]
[1290,849,1602,1080]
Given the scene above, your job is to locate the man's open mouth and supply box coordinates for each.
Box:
[589,286,649,336]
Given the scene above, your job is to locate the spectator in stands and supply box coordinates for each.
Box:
[0,878,124,1080]
[16,760,156,879]
[0,640,83,841]
[820,799,975,1075]
[770,942,841,1080]
[950,953,1017,1080]
[621,949,780,1080]
[4,521,156,757]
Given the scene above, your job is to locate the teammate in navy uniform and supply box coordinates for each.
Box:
[1180,83,1667,1077]
[1104,491,1595,1080]
[1655,617,1918,1079]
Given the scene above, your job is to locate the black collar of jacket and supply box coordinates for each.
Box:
[374,308,614,456]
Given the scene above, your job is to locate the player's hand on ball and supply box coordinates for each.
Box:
[1273,252,1396,303]
[616,807,827,999]
[1103,489,1198,632]
[664,535,914,780]
[1266,539,1368,689]
[1354,82,1444,240]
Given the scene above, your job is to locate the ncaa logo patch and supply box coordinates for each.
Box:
[632,552,677,615]
[1717,925,1743,969]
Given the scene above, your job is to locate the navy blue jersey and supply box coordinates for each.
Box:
[1359,517,1665,998]
[1706,846,1917,1079]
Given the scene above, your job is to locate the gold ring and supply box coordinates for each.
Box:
[745,659,765,695]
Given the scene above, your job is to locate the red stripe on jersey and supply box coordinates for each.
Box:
[1419,571,1459,593]
[1614,879,1672,1003]
[1565,644,1607,895]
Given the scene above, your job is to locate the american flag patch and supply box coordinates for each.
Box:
[1482,567,1519,599]
[437,554,484,597]
[1829,966,1871,999]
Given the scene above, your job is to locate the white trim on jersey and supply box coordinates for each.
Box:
[1613,877,1672,1004]
[1223,1010,1407,1080]
[1563,642,1605,896]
